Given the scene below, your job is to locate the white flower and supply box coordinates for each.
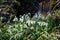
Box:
[26,20,31,26]
[42,22,46,25]
[30,20,36,24]
[37,22,48,27]
[41,22,48,27]
[20,18,24,22]
[37,22,41,25]
[21,16,24,19]
[25,15,30,21]
[19,16,24,22]
[38,14,42,18]
[33,13,38,18]
[13,16,18,21]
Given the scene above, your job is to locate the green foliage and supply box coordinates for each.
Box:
[54,10,60,18]
[53,10,60,30]
[0,14,58,40]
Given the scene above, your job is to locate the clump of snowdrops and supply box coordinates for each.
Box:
[0,13,58,40]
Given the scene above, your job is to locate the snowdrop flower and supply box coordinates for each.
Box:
[25,14,28,17]
[25,15,30,21]
[26,20,31,26]
[37,22,41,25]
[38,14,42,18]
[13,16,18,21]
[30,20,36,24]
[37,22,48,27]
[40,22,43,26]
[44,22,48,27]
[41,22,48,27]
[21,16,24,19]
[19,16,24,22]
[45,23,48,27]
[42,22,46,25]
[33,13,38,18]
[20,18,24,22]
